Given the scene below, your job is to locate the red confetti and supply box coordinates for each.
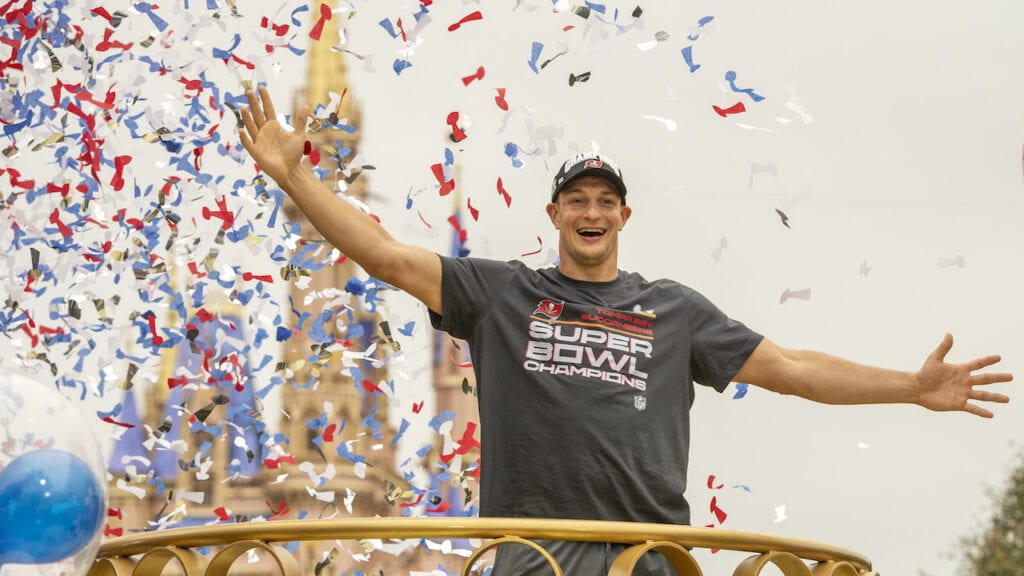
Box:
[442,422,480,463]
[496,177,512,207]
[101,416,136,429]
[241,272,274,283]
[467,197,479,221]
[263,455,297,469]
[214,506,232,521]
[48,208,72,238]
[431,163,455,196]
[427,499,452,514]
[187,261,208,278]
[710,496,728,524]
[412,401,424,414]
[494,87,509,111]
[713,101,746,117]
[707,474,724,490]
[323,423,337,442]
[461,66,485,86]
[448,10,483,32]
[95,28,133,52]
[201,196,234,230]
[103,524,124,537]
[308,2,332,40]
[396,18,408,42]
[446,111,467,142]
[110,154,131,191]
[520,236,543,257]
[362,379,384,394]
[417,210,433,229]
[107,507,123,519]
[265,499,290,519]
[447,214,467,244]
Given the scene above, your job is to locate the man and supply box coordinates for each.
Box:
[239,87,1012,575]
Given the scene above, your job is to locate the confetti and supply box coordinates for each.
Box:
[713,102,747,117]
[527,42,543,73]
[494,87,510,111]
[779,288,812,304]
[520,236,543,257]
[447,11,483,32]
[496,177,512,208]
[710,238,728,262]
[748,162,778,187]
[686,16,715,41]
[775,208,791,228]
[568,71,591,86]
[461,66,485,86]
[446,111,468,142]
[724,71,766,102]
[774,505,788,523]
[938,255,965,269]
[680,46,700,73]
[641,114,677,132]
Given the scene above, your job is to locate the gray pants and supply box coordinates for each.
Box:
[489,539,674,576]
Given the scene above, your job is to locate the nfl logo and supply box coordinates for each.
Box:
[634,394,647,411]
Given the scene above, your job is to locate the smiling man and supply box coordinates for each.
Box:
[239,86,1013,576]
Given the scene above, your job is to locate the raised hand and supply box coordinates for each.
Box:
[238,85,309,187]
[915,333,1013,418]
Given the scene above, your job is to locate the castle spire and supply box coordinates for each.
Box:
[304,0,359,125]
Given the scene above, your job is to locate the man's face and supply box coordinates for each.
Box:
[546,175,632,279]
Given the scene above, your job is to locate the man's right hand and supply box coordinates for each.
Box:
[239,85,308,188]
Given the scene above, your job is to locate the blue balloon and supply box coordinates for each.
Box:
[0,449,104,564]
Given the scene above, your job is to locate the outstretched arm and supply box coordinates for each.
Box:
[239,86,442,314]
[734,333,1013,418]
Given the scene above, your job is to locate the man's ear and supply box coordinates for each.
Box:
[620,205,632,229]
[546,202,559,228]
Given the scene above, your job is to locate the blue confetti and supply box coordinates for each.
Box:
[393,59,413,75]
[724,71,765,102]
[527,42,543,74]
[733,383,749,399]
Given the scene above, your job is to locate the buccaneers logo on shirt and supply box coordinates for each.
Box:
[534,299,564,322]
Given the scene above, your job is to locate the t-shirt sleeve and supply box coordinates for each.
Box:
[428,256,517,340]
[685,287,764,392]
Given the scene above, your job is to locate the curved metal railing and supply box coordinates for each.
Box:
[89,517,878,576]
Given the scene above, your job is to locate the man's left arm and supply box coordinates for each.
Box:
[733,333,1013,418]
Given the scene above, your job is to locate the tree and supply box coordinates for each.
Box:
[960,450,1024,575]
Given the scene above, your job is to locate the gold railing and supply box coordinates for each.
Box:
[90,517,877,576]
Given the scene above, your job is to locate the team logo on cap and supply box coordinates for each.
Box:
[534,299,564,322]
[584,159,603,169]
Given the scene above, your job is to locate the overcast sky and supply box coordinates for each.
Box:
[322,3,1024,574]
[2,2,1021,575]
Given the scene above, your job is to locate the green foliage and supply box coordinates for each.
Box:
[961,451,1024,576]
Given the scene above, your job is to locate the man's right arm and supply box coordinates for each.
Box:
[239,86,442,315]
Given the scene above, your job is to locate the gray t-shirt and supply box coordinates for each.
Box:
[429,256,763,529]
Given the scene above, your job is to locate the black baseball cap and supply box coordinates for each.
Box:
[550,152,627,204]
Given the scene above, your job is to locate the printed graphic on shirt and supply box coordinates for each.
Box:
[523,300,656,404]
